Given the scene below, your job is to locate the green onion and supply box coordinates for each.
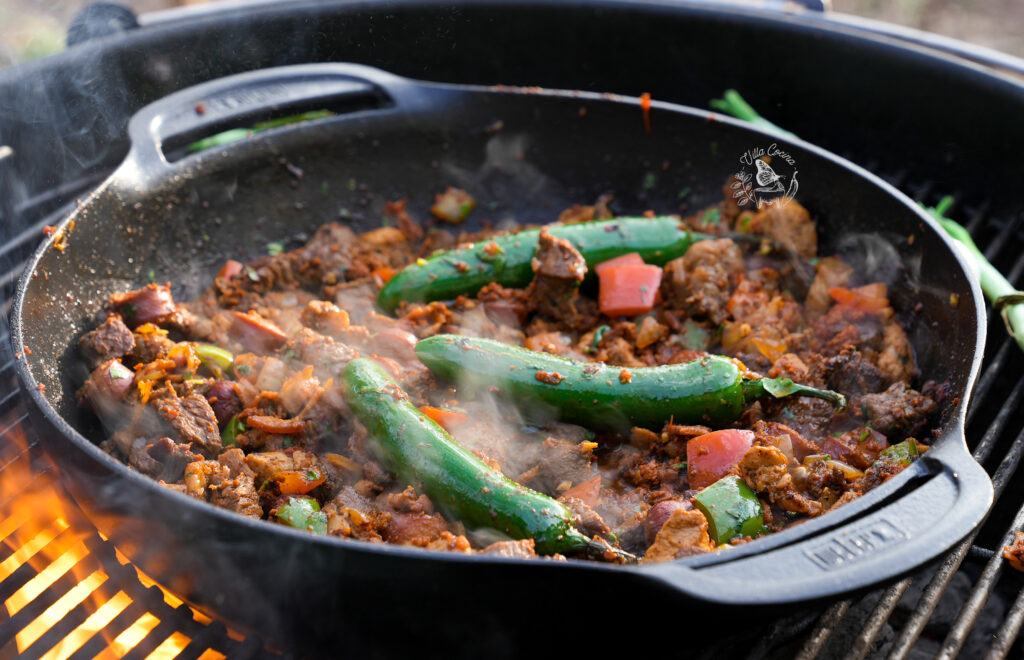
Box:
[266,241,284,256]
[185,110,335,153]
[922,197,1024,353]
[709,90,797,140]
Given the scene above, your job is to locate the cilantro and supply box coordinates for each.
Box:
[347,178,357,191]
[246,267,259,282]
[182,370,194,380]
[700,208,721,226]
[678,187,692,200]
[782,408,795,420]
[672,462,687,470]
[283,437,295,447]
[710,141,719,156]
[641,172,657,191]
[147,270,156,283]
[321,181,329,195]
[306,469,320,481]
[859,429,871,442]
[266,241,284,255]
[235,363,251,376]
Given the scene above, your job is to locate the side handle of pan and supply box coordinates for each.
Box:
[117,63,425,183]
[640,430,993,604]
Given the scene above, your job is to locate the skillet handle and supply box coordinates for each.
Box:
[120,63,420,182]
[641,432,992,604]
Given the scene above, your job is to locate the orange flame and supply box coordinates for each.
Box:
[0,411,241,658]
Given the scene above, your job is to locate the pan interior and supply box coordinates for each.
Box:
[19,86,979,463]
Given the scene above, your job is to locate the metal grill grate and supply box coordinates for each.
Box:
[1,188,1023,658]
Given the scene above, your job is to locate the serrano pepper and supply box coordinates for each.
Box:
[341,358,635,562]
[377,216,714,313]
[415,335,845,430]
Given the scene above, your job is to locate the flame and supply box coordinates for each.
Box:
[0,411,238,658]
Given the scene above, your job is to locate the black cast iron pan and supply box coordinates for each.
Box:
[12,63,992,654]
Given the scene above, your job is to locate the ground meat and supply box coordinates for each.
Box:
[746,198,817,259]
[664,238,744,324]
[856,382,936,436]
[151,391,222,457]
[642,509,712,562]
[387,486,434,515]
[740,445,792,492]
[814,347,885,399]
[763,397,835,444]
[528,227,587,325]
[620,455,676,490]
[479,539,537,559]
[807,303,884,358]
[78,314,134,368]
[858,459,907,492]
[805,460,848,500]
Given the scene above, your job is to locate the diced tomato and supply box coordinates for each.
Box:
[594,252,645,277]
[560,474,602,507]
[372,267,397,284]
[828,283,889,313]
[275,469,326,495]
[598,264,662,317]
[687,429,755,489]
[218,259,244,280]
[419,406,469,431]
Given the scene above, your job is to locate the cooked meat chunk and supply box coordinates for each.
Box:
[820,427,888,470]
[665,238,744,324]
[183,460,262,518]
[300,300,351,338]
[805,257,853,320]
[740,445,792,493]
[128,437,198,482]
[1003,532,1024,573]
[877,322,916,385]
[746,198,817,259]
[286,327,359,381]
[815,347,885,399]
[386,513,450,546]
[78,314,134,368]
[479,539,538,559]
[805,460,848,500]
[642,509,713,562]
[128,327,175,364]
[559,495,614,542]
[528,227,586,324]
[857,383,936,436]
[151,392,222,457]
[244,450,321,483]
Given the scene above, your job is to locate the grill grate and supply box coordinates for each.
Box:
[1,188,1023,658]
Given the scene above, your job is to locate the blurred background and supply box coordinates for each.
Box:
[1,0,1023,69]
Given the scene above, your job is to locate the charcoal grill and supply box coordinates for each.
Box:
[1,1,1023,657]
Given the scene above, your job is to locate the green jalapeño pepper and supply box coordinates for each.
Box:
[415,335,845,430]
[692,476,764,545]
[377,216,716,313]
[276,496,328,534]
[341,358,635,562]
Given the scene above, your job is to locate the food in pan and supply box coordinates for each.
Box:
[77,187,943,563]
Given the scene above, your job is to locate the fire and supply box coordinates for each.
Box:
[0,411,233,658]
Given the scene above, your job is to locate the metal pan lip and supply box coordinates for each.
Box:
[11,66,987,579]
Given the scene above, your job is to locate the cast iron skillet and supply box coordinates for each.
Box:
[12,64,991,652]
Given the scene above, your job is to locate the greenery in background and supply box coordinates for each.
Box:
[709,90,1024,353]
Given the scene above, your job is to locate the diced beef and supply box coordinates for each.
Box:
[814,347,885,399]
[664,238,744,324]
[386,513,450,546]
[805,460,848,500]
[746,198,817,259]
[183,460,262,518]
[820,427,888,470]
[128,437,199,482]
[559,495,614,542]
[151,392,222,457]
[528,227,586,325]
[642,509,712,562]
[78,314,134,368]
[807,304,884,358]
[479,539,538,559]
[387,486,434,514]
[300,300,351,338]
[856,382,936,436]
[876,322,916,385]
[128,328,175,364]
[286,327,359,381]
[804,257,854,321]
[228,311,287,354]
